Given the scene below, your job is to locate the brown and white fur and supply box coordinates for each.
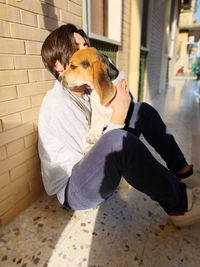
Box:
[62,47,122,153]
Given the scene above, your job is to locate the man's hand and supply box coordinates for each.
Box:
[109,79,131,125]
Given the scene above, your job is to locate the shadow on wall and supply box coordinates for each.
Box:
[41,0,59,32]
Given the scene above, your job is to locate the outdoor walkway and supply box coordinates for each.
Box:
[0,79,200,267]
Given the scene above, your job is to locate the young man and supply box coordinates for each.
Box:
[38,23,199,227]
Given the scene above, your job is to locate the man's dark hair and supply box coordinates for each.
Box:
[41,24,89,80]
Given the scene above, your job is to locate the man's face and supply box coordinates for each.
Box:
[73,32,88,51]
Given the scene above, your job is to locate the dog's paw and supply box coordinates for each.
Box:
[86,132,101,144]
[83,143,94,155]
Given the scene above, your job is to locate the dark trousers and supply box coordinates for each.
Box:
[64,102,188,213]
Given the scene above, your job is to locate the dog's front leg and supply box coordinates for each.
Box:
[83,91,112,154]
[83,117,108,154]
[87,91,112,144]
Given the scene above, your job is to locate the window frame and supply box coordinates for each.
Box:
[82,0,123,45]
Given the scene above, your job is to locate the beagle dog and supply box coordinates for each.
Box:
[62,47,121,153]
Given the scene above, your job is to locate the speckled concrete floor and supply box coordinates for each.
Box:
[0,80,200,267]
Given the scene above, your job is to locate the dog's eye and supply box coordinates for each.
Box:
[81,60,90,69]
[70,64,77,70]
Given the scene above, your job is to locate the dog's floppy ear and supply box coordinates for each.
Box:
[100,54,119,81]
[93,61,116,106]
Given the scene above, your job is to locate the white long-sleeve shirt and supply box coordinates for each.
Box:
[38,80,124,204]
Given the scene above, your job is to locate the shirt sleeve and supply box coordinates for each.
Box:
[103,122,125,134]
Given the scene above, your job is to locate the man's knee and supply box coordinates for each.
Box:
[100,128,141,152]
[100,129,127,148]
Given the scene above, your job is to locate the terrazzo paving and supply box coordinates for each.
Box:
[0,79,200,267]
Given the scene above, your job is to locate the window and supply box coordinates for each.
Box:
[83,0,123,45]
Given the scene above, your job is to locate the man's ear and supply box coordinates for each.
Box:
[54,60,64,73]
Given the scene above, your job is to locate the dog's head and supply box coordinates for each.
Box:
[62,47,119,106]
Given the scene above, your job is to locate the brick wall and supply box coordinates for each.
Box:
[0,0,82,226]
[0,0,132,225]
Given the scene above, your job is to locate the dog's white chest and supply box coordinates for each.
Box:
[90,90,112,118]
[84,90,112,153]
